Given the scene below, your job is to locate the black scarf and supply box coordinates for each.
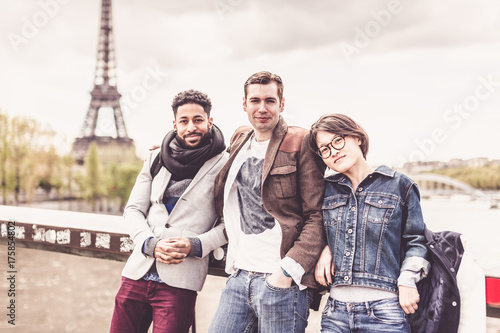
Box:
[160,124,226,180]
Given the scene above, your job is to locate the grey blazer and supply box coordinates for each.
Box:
[121,149,228,291]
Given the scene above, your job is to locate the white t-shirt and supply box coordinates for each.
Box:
[224,137,282,273]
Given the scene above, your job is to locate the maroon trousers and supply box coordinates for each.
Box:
[110,277,197,333]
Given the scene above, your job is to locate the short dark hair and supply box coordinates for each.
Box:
[309,113,370,159]
[244,71,284,103]
[171,90,212,116]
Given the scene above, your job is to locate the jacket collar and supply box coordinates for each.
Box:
[228,116,287,180]
[372,165,396,177]
[184,151,225,194]
[154,151,225,200]
[216,116,287,194]
[262,116,287,180]
[326,165,396,183]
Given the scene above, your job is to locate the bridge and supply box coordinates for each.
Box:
[410,173,499,208]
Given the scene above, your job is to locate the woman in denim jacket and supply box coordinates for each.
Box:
[310,114,431,333]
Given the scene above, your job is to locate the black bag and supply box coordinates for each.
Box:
[409,227,464,333]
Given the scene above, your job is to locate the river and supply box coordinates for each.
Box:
[420,197,500,277]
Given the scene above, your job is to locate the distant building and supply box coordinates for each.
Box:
[467,157,489,168]
[399,157,495,173]
[399,160,446,174]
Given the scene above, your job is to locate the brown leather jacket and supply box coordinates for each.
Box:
[214,117,326,288]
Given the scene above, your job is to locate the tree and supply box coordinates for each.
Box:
[60,153,77,199]
[7,115,56,204]
[0,110,141,212]
[37,145,64,197]
[0,111,11,204]
[83,142,105,211]
[431,164,500,190]
[106,162,142,211]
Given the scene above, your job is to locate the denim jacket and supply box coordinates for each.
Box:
[323,165,430,292]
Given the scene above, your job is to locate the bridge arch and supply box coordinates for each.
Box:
[409,173,498,208]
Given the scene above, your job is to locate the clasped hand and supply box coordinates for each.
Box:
[154,237,191,264]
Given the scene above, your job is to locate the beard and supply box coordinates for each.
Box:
[176,129,212,149]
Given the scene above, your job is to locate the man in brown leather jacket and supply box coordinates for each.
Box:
[208,71,326,333]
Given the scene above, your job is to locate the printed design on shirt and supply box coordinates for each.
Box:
[236,156,275,234]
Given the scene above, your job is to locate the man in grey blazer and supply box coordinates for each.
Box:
[110,90,228,333]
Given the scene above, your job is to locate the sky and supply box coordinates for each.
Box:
[1,0,500,168]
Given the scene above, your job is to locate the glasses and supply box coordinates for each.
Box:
[317,135,345,159]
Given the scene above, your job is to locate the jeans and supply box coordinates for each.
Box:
[110,277,197,333]
[321,297,410,333]
[208,269,312,333]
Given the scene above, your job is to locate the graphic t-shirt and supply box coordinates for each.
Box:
[226,137,282,273]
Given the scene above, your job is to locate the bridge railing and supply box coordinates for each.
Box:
[0,205,227,276]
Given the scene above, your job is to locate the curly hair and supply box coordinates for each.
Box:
[171,89,212,116]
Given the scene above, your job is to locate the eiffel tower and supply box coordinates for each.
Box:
[73,0,135,164]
